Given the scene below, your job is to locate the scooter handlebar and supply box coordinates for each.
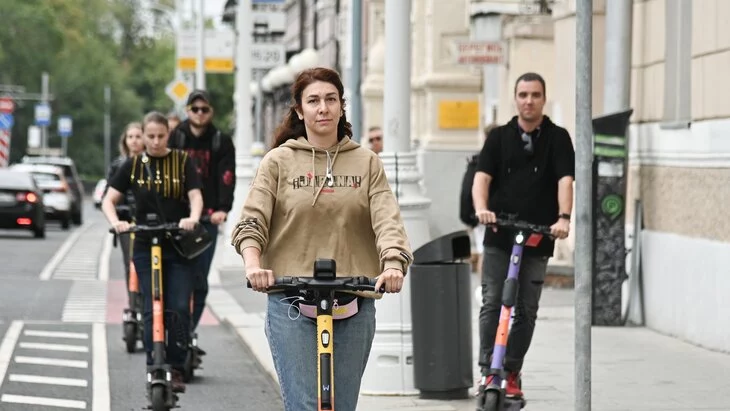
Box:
[487,218,554,237]
[247,276,383,293]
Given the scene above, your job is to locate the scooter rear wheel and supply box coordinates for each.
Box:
[150,385,167,411]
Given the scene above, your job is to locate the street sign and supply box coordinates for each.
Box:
[165,79,192,105]
[27,125,41,148]
[0,113,14,130]
[252,11,287,33]
[453,41,506,65]
[0,97,14,114]
[58,116,73,138]
[251,44,286,69]
[176,30,236,73]
[35,103,51,127]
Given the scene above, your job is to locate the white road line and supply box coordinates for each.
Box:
[62,281,108,323]
[0,320,23,386]
[24,330,89,340]
[92,323,110,411]
[9,373,88,387]
[39,222,93,280]
[98,233,112,281]
[1,394,86,409]
[15,356,88,369]
[18,342,89,353]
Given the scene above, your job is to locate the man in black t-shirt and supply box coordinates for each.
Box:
[472,72,575,399]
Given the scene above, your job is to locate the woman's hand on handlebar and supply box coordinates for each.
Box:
[178,217,198,231]
[112,220,131,234]
[246,267,275,293]
[374,268,404,294]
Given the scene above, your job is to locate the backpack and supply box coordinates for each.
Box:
[172,128,222,153]
[459,154,480,227]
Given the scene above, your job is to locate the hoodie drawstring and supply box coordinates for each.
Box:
[312,144,341,206]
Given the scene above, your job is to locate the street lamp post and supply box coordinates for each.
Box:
[360,0,432,396]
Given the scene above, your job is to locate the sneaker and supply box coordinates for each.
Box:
[171,370,186,393]
[195,346,206,356]
[505,372,523,398]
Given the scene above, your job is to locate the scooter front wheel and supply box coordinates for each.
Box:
[484,390,500,411]
[182,349,195,382]
[123,323,138,353]
[150,385,167,411]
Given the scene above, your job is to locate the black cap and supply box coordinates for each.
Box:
[186,89,211,106]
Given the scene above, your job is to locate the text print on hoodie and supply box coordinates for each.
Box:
[231,136,413,297]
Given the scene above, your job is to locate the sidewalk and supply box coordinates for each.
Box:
[207,244,730,410]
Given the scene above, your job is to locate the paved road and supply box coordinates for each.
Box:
[0,200,283,410]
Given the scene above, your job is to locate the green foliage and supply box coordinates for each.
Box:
[0,0,235,177]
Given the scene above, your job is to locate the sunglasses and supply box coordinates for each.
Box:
[190,106,211,114]
[521,132,534,154]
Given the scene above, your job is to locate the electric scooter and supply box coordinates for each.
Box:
[475,217,553,411]
[247,258,381,411]
[110,217,190,411]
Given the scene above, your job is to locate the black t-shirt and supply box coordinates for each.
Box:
[476,116,575,256]
[108,149,202,243]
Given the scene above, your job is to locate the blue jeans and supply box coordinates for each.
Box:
[134,242,193,369]
[192,222,218,329]
[265,293,376,411]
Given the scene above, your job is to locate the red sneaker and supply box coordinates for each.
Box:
[505,372,523,398]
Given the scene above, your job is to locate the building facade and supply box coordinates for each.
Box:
[251,0,730,352]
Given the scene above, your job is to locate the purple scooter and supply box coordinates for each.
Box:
[475,216,553,411]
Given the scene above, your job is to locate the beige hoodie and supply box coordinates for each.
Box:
[230,136,413,297]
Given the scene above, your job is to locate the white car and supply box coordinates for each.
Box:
[93,178,107,209]
[10,164,72,230]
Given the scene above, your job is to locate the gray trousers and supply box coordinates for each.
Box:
[478,246,548,372]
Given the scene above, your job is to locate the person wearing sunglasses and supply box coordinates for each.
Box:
[470,72,575,400]
[168,89,236,360]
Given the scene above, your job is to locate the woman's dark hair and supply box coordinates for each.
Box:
[142,111,169,131]
[272,67,353,148]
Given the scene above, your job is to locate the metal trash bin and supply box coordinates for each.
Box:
[410,230,473,400]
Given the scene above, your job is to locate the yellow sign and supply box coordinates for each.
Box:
[438,100,480,129]
[170,81,190,100]
[177,58,235,74]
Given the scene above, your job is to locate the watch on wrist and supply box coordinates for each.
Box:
[558,213,571,221]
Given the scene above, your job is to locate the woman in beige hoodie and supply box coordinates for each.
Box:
[231,67,412,410]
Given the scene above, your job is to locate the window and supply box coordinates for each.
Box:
[662,0,692,128]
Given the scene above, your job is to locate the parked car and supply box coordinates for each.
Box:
[0,169,46,238]
[93,178,107,209]
[22,155,84,225]
[10,163,73,229]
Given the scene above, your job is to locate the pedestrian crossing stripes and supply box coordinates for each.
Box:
[62,281,107,323]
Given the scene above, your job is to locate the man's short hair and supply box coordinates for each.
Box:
[368,126,381,133]
[514,72,546,96]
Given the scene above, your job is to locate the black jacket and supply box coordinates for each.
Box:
[476,115,575,256]
[168,120,236,213]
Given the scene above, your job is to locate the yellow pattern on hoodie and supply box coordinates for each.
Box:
[230,136,413,298]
